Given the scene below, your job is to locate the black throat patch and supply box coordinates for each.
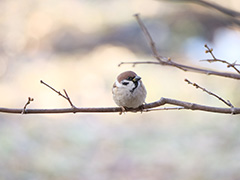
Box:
[130,81,139,93]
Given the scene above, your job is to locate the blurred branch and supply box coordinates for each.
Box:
[119,14,240,80]
[0,97,240,114]
[159,0,240,25]
[189,0,240,18]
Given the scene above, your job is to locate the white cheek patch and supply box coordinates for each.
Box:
[116,80,135,91]
[115,80,122,87]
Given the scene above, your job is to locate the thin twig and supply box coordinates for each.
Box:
[134,14,163,63]
[40,80,64,97]
[201,44,240,74]
[63,89,76,109]
[40,80,76,108]
[119,60,240,80]
[22,97,34,114]
[118,61,160,67]
[184,78,234,108]
[204,44,216,59]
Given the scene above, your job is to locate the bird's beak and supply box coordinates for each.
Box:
[133,75,141,82]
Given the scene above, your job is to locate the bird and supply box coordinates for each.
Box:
[112,71,147,113]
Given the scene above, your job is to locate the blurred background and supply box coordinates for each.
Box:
[1,0,240,179]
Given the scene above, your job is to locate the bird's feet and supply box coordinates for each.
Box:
[138,104,145,113]
[119,106,126,115]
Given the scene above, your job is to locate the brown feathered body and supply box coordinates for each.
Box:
[112,71,147,108]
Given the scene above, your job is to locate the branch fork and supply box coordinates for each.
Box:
[119,14,240,80]
[40,80,76,111]
[22,97,34,114]
[201,44,240,74]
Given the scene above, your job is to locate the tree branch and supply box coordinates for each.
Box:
[134,14,163,63]
[0,98,239,114]
[184,79,234,108]
[201,44,240,74]
[1,79,239,115]
[159,0,240,25]
[1,13,239,115]
[119,60,240,80]
[40,80,76,109]
[119,14,240,80]
[190,0,240,18]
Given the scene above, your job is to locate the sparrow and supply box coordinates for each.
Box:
[112,71,147,112]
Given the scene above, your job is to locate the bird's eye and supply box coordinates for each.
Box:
[127,77,133,81]
[122,82,129,85]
